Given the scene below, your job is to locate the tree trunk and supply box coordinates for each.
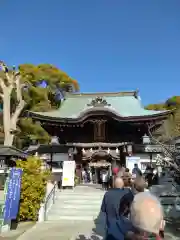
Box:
[0,63,26,147]
[3,91,14,146]
[4,133,14,146]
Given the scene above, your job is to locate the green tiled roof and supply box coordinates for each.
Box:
[30,92,170,120]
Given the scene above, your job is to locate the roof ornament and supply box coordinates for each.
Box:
[87,96,111,107]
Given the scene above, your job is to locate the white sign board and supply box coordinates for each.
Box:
[62,161,75,187]
[126,156,141,174]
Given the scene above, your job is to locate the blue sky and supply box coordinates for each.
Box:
[0,1,180,105]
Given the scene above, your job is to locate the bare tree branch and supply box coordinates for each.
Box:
[147,123,180,173]
[11,99,25,127]
[10,71,26,127]
[0,77,6,90]
[15,73,22,102]
[0,93,4,99]
[0,61,14,86]
[5,72,14,86]
[148,125,172,156]
[156,154,180,172]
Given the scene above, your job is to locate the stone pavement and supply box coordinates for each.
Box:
[0,222,35,240]
[13,220,180,240]
[16,220,105,240]
[2,184,180,239]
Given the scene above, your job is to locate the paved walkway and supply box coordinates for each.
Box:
[15,220,180,240]
[16,220,105,240]
[2,184,180,239]
[0,222,35,240]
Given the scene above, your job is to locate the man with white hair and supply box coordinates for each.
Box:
[128,192,164,239]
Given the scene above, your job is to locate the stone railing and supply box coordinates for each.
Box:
[38,181,57,222]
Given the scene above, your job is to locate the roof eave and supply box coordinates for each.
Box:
[27,109,172,124]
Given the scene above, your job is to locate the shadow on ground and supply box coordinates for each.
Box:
[75,235,102,240]
[73,212,105,240]
[74,213,180,240]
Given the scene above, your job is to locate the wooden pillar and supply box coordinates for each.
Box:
[150,153,152,167]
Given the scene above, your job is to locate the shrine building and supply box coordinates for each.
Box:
[28,90,171,176]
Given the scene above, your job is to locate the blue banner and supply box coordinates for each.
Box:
[4,168,23,222]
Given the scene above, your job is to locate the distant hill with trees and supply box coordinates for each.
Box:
[145,96,180,141]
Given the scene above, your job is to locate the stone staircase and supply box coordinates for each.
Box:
[47,185,105,222]
[16,184,179,240]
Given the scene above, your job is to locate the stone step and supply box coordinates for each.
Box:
[47,213,106,221]
[56,195,104,200]
[54,204,101,210]
[54,199,102,204]
[47,211,106,222]
[56,191,105,195]
[60,190,104,193]
[59,187,103,192]
[49,208,100,215]
[47,215,97,221]
[56,190,105,194]
[46,186,104,222]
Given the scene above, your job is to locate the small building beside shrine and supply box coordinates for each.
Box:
[28,90,171,182]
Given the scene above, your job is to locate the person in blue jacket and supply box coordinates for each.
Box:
[101,177,134,240]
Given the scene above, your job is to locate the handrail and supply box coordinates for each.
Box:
[44,183,57,221]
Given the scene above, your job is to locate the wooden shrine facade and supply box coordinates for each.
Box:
[28,92,172,167]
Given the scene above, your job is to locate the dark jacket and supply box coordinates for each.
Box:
[101,188,134,240]
[132,167,142,177]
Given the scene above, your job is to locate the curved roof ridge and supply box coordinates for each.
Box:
[65,90,138,98]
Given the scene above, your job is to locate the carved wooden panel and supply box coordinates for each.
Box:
[93,120,106,141]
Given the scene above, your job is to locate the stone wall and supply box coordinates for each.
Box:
[150,172,180,220]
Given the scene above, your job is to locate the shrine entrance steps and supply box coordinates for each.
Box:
[47,185,105,221]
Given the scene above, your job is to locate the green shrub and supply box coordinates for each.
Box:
[16,156,50,221]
